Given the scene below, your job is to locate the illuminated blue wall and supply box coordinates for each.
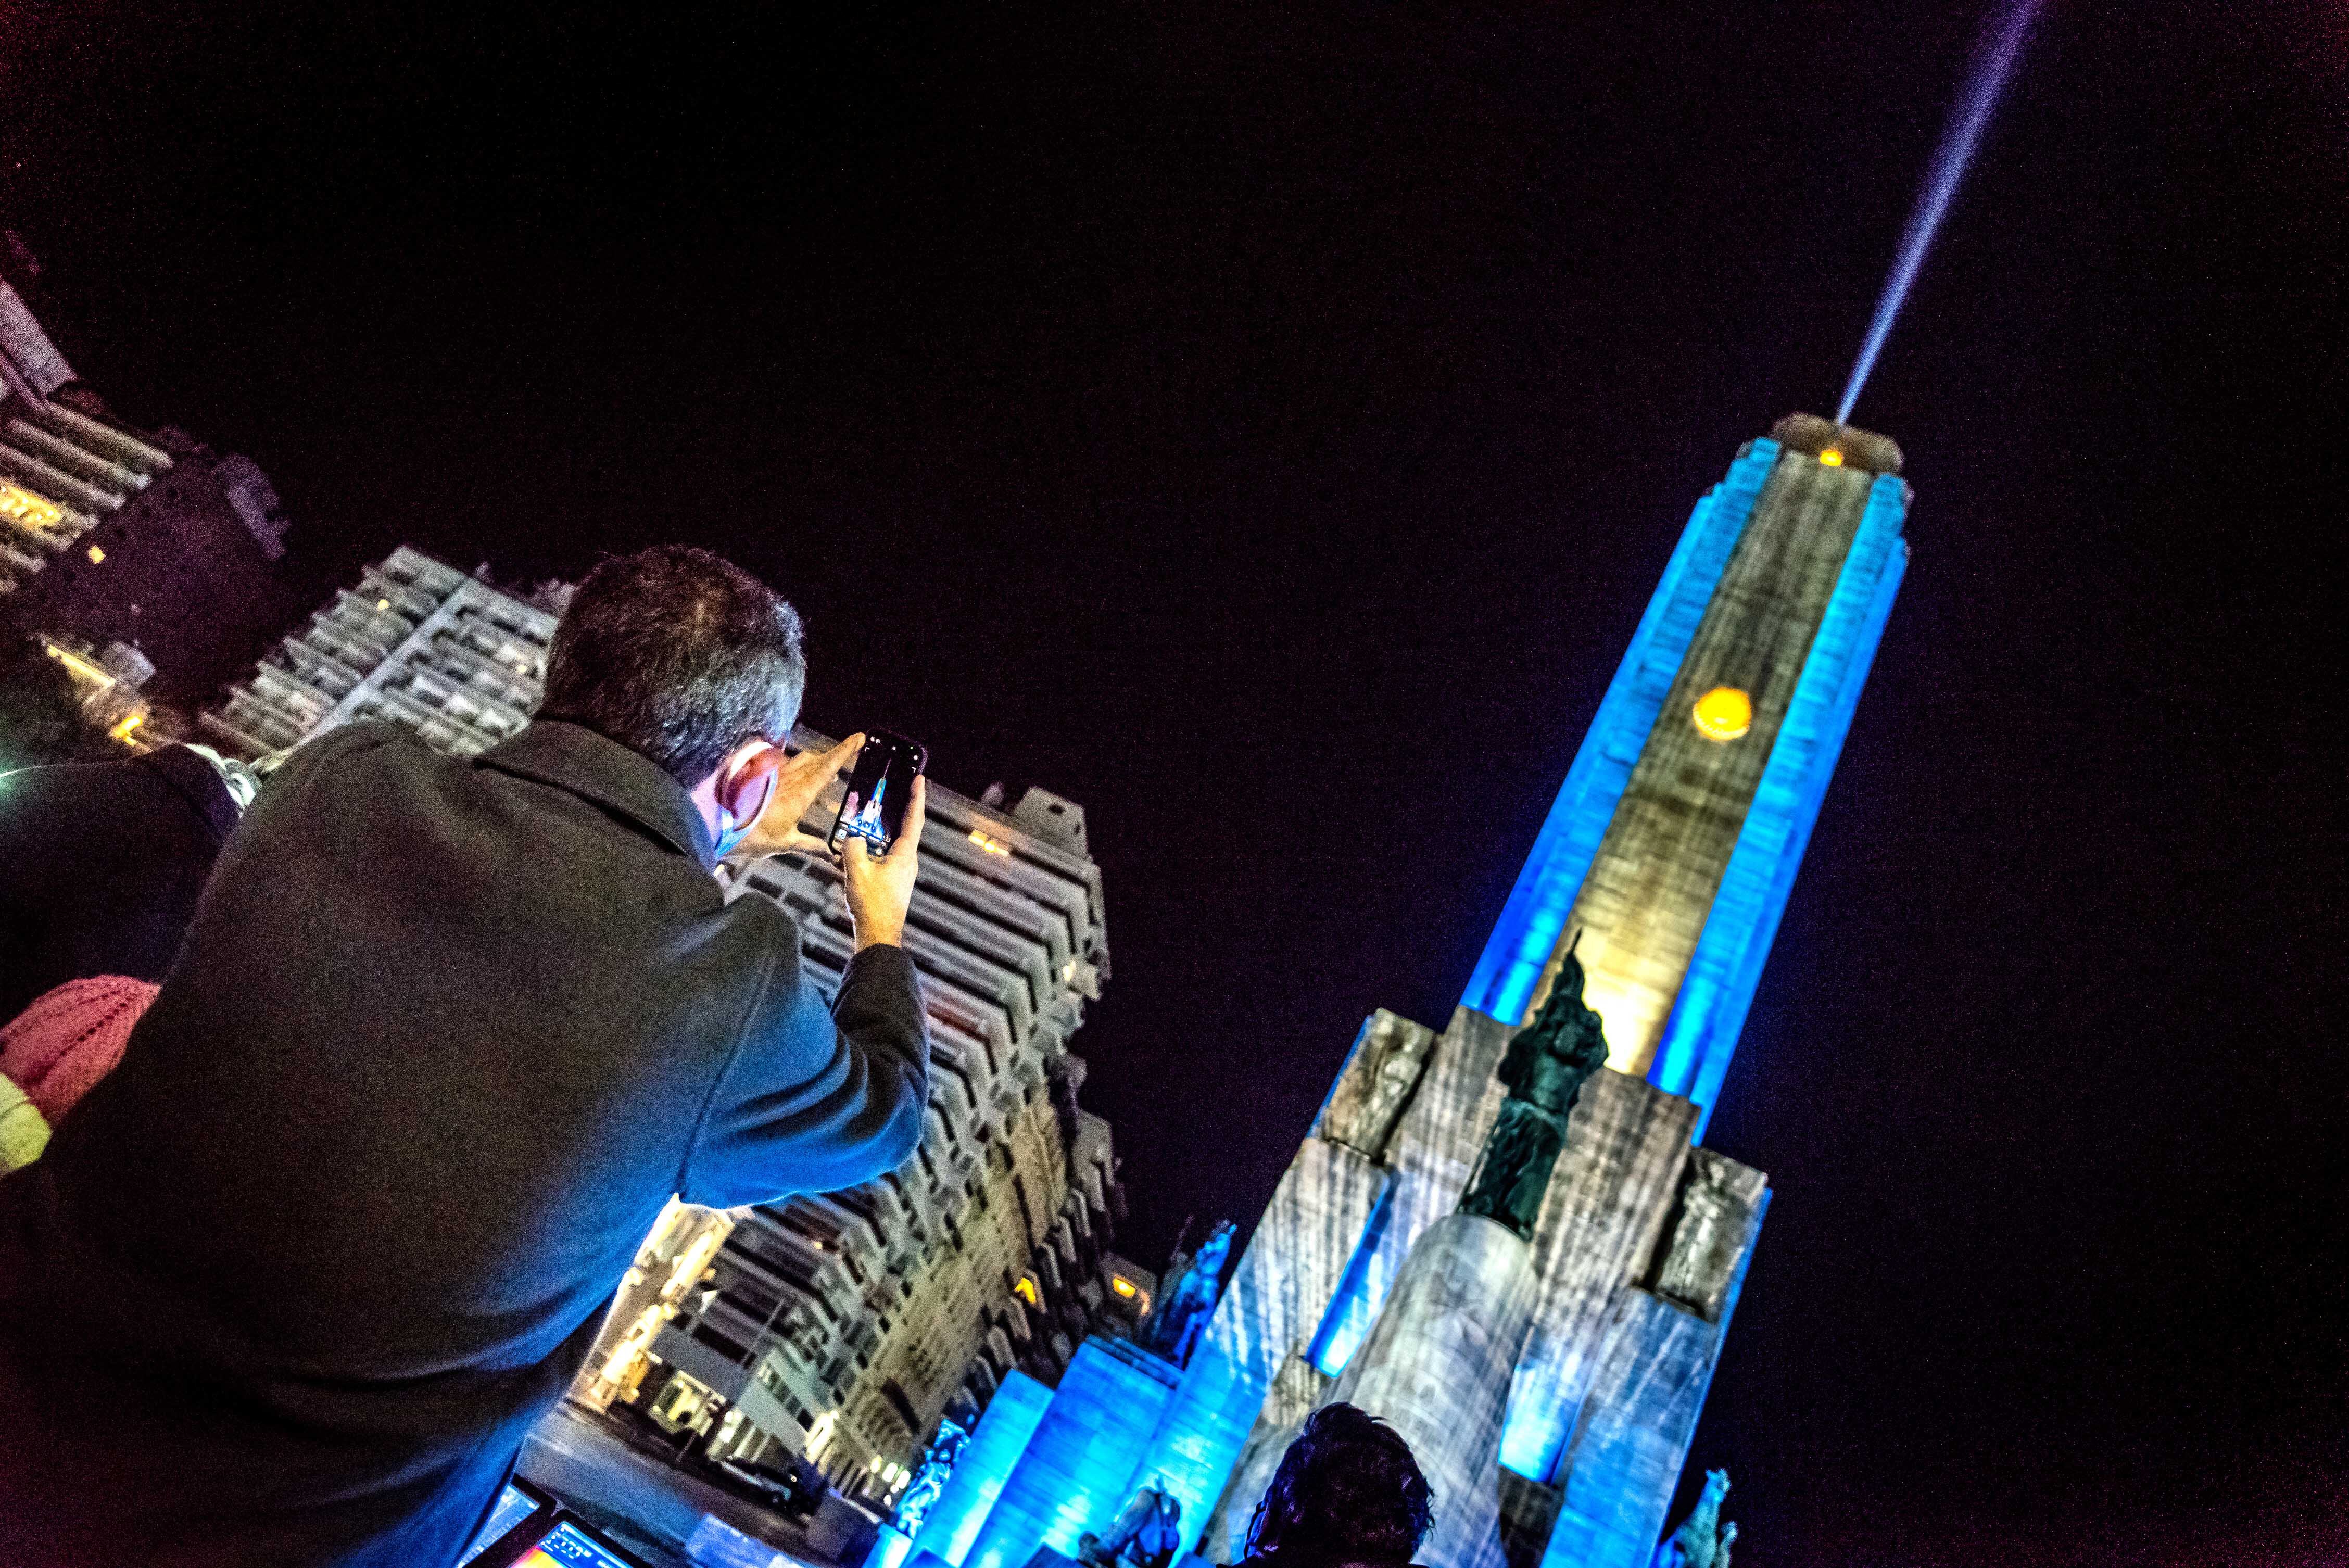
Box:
[909,1369,1053,1567]
[1460,444,1777,1027]
[962,1340,1178,1568]
[1647,472,1908,1135]
[1121,1341,1270,1560]
[1304,1184,1396,1380]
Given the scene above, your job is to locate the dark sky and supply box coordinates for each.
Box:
[4,3,2341,1562]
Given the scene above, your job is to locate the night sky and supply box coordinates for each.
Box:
[4,3,2341,1562]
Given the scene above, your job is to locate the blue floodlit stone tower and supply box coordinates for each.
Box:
[896,414,1909,1568]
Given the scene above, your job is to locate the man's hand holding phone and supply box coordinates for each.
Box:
[719,733,866,867]
[842,772,925,952]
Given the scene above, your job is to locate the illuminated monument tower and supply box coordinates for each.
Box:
[908,414,1908,1568]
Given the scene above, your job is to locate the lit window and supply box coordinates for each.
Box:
[1690,686,1753,743]
[1013,1274,1041,1308]
[0,483,63,532]
[85,544,105,564]
[1818,448,1845,467]
[969,829,1012,856]
[108,712,144,744]
[1110,1275,1137,1299]
[376,598,392,612]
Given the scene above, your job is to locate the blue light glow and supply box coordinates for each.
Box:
[1497,1376,1556,1481]
[910,1370,1053,1567]
[1304,1184,1396,1380]
[1647,473,1908,1134]
[961,1341,1179,1568]
[1461,445,1776,1026]
[866,1525,917,1568]
[1123,1343,1268,1560]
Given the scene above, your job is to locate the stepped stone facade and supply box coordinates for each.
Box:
[203,546,559,757]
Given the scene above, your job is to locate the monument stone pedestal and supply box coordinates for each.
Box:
[1211,1211,1537,1568]
[1330,1212,1538,1568]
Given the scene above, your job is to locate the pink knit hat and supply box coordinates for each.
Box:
[0,976,159,1124]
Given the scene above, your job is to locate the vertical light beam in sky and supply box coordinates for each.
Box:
[1837,0,2044,425]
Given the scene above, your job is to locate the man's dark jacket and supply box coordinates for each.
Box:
[0,745,243,1022]
[0,720,928,1568]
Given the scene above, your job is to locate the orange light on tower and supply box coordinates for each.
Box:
[1690,686,1753,742]
[1818,448,1845,467]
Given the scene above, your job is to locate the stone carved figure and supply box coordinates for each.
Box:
[1655,1154,1751,1320]
[1078,1478,1183,1568]
[1140,1219,1235,1366]
[1458,939,1611,1240]
[892,1415,968,1536]
[1327,1018,1433,1159]
[1652,1469,1736,1568]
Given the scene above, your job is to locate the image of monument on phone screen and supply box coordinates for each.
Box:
[828,731,928,853]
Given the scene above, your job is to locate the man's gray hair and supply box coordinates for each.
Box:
[541,546,806,788]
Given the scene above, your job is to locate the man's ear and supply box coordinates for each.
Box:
[716,740,780,830]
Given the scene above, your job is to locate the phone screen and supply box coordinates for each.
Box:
[828,731,927,855]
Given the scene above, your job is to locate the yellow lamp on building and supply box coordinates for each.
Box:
[1690,686,1753,743]
[0,482,64,533]
[1818,448,1845,467]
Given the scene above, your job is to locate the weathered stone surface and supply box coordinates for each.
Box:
[1496,1470,1562,1568]
[1118,1337,1277,1563]
[1203,1139,1389,1393]
[1316,1010,1437,1161]
[1184,1010,1761,1568]
[1195,1352,1330,1562]
[1169,1131,1387,1563]
[1650,1149,1767,1323]
[1542,1293,1720,1568]
[1542,1167,1767,1568]
[1306,1008,1511,1375]
[1498,1069,1697,1482]
[1311,1009,1699,1493]
[1325,1213,1539,1568]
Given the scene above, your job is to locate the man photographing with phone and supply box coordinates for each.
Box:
[0,546,929,1568]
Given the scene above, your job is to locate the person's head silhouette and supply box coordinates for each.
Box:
[1243,1403,1432,1567]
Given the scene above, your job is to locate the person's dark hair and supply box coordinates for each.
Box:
[541,546,805,787]
[1244,1403,1432,1567]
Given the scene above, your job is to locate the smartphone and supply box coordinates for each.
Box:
[827,731,928,855]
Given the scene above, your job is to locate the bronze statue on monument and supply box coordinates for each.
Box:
[1458,934,1612,1240]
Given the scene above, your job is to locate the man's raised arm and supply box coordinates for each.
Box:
[683,775,931,1207]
